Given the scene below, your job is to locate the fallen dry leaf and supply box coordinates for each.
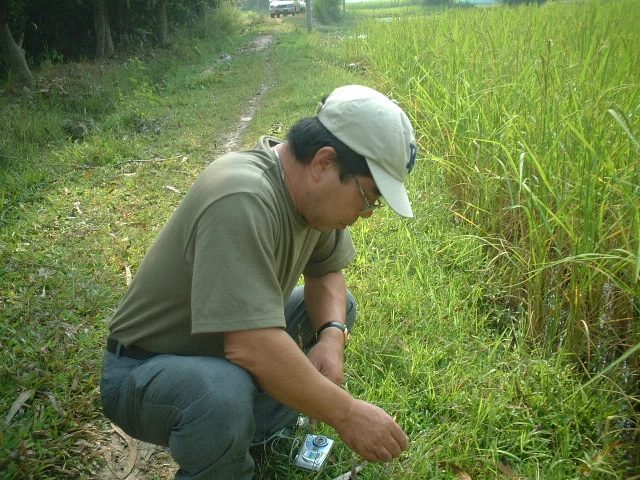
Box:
[440,461,472,479]
[47,393,66,416]
[125,265,133,285]
[484,458,522,478]
[392,335,410,353]
[496,461,519,478]
[5,389,35,425]
[111,423,139,479]
[71,373,80,391]
[578,440,621,475]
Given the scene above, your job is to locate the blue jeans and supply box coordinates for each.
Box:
[100,286,356,479]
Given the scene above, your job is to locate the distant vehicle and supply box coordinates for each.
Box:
[299,0,306,12]
[270,0,301,17]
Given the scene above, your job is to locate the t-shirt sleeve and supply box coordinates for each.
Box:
[303,228,356,277]
[188,193,286,333]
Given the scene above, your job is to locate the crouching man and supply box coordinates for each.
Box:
[100,84,418,479]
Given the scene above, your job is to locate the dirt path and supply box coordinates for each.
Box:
[94,33,275,480]
[214,34,276,156]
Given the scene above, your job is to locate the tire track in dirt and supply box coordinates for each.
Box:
[214,34,276,156]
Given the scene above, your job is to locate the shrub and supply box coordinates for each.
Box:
[242,9,266,27]
[209,2,244,38]
[313,0,342,24]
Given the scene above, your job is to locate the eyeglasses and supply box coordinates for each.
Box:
[353,176,385,213]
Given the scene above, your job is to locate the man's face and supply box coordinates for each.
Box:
[305,167,382,232]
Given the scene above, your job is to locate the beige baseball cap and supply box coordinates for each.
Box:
[316,85,417,218]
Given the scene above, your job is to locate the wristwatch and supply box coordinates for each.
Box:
[316,321,351,344]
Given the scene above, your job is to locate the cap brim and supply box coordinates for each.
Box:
[367,159,413,218]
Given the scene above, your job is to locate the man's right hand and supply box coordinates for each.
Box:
[225,328,408,462]
[335,399,408,463]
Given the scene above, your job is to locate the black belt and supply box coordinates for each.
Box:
[106,336,157,360]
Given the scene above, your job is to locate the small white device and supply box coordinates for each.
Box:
[293,434,334,471]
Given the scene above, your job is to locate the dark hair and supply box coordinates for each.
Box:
[286,117,371,182]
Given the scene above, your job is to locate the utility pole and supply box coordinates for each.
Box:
[306,0,313,31]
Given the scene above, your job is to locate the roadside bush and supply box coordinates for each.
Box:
[209,2,244,38]
[242,9,266,27]
[313,0,341,24]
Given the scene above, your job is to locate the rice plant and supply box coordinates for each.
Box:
[339,0,639,462]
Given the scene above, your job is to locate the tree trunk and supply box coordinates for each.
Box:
[0,19,33,84]
[105,6,114,56]
[154,0,168,46]
[95,0,115,60]
[197,1,206,23]
[94,0,106,60]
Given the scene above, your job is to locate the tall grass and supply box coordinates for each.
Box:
[343,0,639,370]
[336,0,639,461]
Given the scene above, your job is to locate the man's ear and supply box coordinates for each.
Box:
[310,146,338,180]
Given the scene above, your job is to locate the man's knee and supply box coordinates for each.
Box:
[173,357,257,425]
[101,354,258,450]
[165,358,258,477]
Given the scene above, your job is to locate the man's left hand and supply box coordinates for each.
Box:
[307,337,345,386]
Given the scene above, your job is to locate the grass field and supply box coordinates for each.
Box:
[1,1,638,478]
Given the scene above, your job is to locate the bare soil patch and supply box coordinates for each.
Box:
[216,34,275,156]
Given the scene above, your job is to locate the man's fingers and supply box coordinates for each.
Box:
[359,450,380,463]
[351,434,405,463]
[392,427,409,452]
[376,446,394,463]
[385,438,403,459]
[360,446,394,463]
[338,400,409,464]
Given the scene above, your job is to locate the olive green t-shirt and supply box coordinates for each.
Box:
[108,136,356,357]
